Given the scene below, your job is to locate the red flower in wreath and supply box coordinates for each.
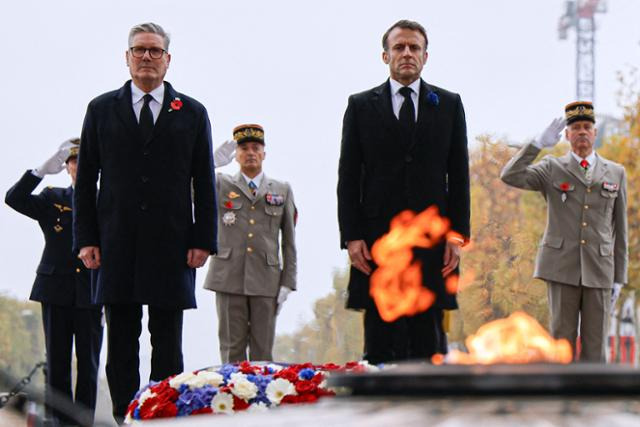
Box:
[170,97,183,111]
[559,182,570,192]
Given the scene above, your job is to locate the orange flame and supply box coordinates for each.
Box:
[445,270,476,294]
[434,311,572,364]
[370,206,450,322]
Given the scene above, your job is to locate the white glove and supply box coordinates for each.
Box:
[213,140,237,168]
[533,117,565,149]
[611,282,623,306]
[33,139,76,177]
[276,287,293,315]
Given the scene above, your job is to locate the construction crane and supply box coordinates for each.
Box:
[558,0,607,102]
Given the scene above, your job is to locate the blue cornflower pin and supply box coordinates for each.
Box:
[427,90,439,106]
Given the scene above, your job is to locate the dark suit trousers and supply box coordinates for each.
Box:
[41,303,103,425]
[105,304,183,421]
[363,304,445,365]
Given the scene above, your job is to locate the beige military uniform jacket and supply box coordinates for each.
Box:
[500,143,628,288]
[203,172,297,297]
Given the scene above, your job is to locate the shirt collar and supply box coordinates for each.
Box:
[570,150,597,167]
[390,78,421,97]
[242,171,264,188]
[131,82,165,105]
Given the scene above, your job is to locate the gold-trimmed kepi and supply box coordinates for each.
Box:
[233,124,265,145]
[565,101,595,125]
[66,138,80,162]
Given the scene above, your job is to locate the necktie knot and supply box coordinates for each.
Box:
[399,86,413,100]
[580,159,589,170]
[143,93,153,105]
[248,180,257,196]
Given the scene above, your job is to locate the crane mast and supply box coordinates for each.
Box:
[558,0,607,102]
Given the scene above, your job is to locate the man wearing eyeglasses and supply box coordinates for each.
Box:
[73,22,216,423]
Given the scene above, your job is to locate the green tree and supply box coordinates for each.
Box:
[274,269,363,364]
[0,294,45,380]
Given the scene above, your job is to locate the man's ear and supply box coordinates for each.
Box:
[382,50,390,65]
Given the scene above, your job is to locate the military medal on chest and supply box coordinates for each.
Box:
[222,211,236,226]
[265,192,285,206]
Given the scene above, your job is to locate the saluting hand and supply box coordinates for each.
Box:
[347,240,373,275]
[534,117,566,149]
[33,139,76,177]
[213,140,237,168]
[187,248,209,268]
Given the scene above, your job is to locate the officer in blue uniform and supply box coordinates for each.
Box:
[5,139,103,426]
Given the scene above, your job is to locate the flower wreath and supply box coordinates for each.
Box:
[125,361,378,423]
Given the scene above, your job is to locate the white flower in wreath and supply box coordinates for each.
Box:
[266,363,284,372]
[229,372,258,400]
[124,413,133,424]
[358,361,380,372]
[186,370,225,388]
[248,402,269,412]
[266,378,296,405]
[211,392,234,414]
[169,371,196,389]
[137,388,155,405]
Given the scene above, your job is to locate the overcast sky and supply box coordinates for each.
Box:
[2,0,639,371]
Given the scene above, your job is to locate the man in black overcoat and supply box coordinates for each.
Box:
[5,139,103,425]
[337,20,470,364]
[73,22,216,423]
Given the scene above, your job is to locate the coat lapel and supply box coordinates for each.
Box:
[232,172,254,200]
[409,80,436,151]
[64,186,74,206]
[147,81,175,146]
[255,174,273,202]
[371,80,402,135]
[590,154,608,185]
[113,81,140,138]
[561,153,589,186]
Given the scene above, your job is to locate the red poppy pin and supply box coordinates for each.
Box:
[169,97,183,112]
[224,201,233,209]
[559,182,571,203]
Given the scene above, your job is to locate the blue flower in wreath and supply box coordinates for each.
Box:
[427,90,439,106]
[298,368,316,380]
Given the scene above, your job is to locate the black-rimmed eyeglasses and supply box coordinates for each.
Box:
[129,47,166,59]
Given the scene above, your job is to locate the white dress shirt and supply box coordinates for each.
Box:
[131,82,164,124]
[389,78,421,121]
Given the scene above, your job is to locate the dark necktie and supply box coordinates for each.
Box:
[248,180,258,196]
[139,94,154,142]
[399,86,415,133]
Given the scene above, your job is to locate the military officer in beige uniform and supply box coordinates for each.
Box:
[501,102,628,362]
[204,124,297,362]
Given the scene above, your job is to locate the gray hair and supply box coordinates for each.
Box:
[128,22,171,51]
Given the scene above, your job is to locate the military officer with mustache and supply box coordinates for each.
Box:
[501,101,628,362]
